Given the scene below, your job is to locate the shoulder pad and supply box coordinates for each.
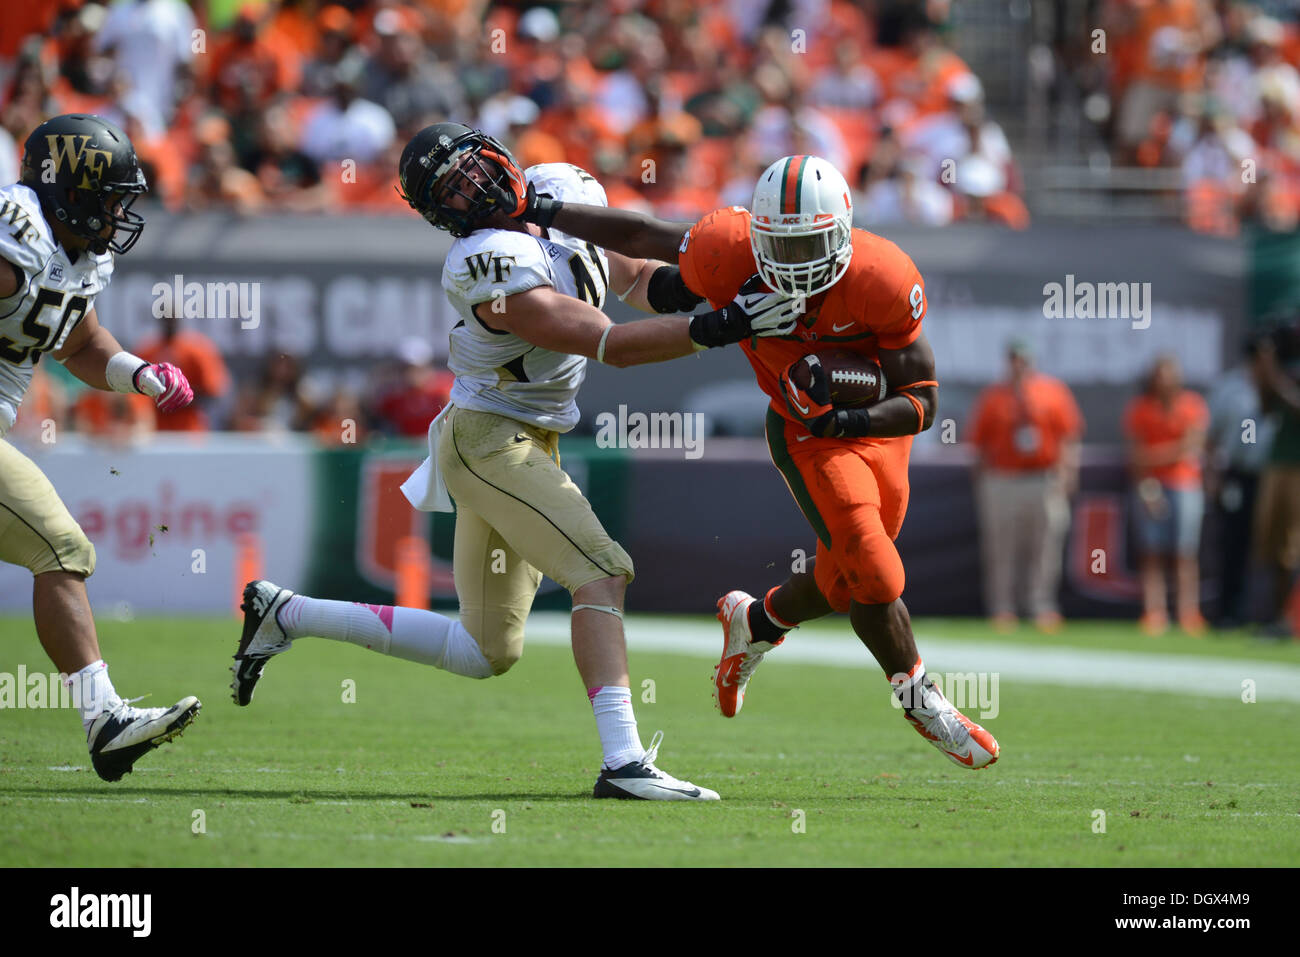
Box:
[0,185,57,278]
[443,228,552,305]
[525,163,608,208]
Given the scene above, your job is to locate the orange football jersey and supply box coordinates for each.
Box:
[678,205,927,427]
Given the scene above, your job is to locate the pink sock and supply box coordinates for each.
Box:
[280,595,492,679]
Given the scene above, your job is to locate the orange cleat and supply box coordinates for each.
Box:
[901,676,1000,769]
[1034,611,1064,634]
[712,590,782,718]
[1139,611,1169,637]
[990,613,1019,633]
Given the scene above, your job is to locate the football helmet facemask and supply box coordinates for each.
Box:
[749,155,853,298]
[397,122,527,238]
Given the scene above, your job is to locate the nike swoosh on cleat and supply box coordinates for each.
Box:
[642,783,702,797]
[946,749,975,766]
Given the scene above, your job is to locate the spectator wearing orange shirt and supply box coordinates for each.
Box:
[134,314,232,432]
[208,5,301,119]
[1124,355,1210,635]
[1115,0,1221,151]
[970,340,1084,632]
[72,391,156,444]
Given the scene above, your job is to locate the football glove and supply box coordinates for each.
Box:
[689,275,803,349]
[494,180,563,230]
[135,362,194,414]
[781,354,872,438]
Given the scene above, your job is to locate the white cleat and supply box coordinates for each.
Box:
[231,580,295,706]
[712,590,782,717]
[902,676,1000,770]
[592,732,720,801]
[89,695,201,782]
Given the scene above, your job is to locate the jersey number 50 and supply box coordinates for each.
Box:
[0,287,88,365]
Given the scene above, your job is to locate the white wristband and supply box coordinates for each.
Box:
[595,324,614,364]
[105,351,149,394]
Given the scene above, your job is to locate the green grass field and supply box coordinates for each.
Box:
[2,614,1298,867]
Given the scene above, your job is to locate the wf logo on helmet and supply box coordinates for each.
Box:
[43,135,114,188]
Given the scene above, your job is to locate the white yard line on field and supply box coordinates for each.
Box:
[520,612,1300,703]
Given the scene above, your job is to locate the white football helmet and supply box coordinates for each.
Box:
[750,155,854,297]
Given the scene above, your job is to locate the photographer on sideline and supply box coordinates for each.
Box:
[1252,318,1300,638]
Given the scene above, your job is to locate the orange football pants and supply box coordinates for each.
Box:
[765,409,912,611]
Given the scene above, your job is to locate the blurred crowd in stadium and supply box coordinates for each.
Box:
[1092,0,1300,234]
[5,0,1300,232]
[1,0,1034,227]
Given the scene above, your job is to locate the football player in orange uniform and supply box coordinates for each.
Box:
[495,154,999,769]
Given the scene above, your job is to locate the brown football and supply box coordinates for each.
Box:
[789,349,888,408]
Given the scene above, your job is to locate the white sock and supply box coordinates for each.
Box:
[279,596,492,679]
[589,685,644,770]
[64,660,122,736]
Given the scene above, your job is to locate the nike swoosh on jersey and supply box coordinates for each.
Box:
[831,321,855,332]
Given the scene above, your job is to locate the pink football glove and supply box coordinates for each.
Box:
[134,362,194,413]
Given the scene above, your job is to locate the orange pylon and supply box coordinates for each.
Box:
[394,536,431,610]
[234,533,263,614]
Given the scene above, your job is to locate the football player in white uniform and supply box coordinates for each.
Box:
[233,123,802,800]
[0,114,200,780]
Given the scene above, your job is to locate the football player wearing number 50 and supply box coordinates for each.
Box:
[0,115,200,781]
[506,154,1000,770]
[233,123,804,800]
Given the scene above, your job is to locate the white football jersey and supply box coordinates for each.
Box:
[0,183,114,436]
[442,163,612,432]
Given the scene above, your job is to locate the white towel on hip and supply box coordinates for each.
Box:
[400,403,455,513]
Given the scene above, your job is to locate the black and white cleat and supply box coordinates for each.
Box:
[231,580,295,706]
[88,695,201,782]
[592,732,720,801]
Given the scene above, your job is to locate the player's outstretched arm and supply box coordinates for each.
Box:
[478,285,694,367]
[607,252,704,315]
[505,183,691,263]
[479,281,804,367]
[52,307,194,412]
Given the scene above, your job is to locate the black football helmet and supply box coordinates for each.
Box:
[396,122,527,237]
[19,113,148,255]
